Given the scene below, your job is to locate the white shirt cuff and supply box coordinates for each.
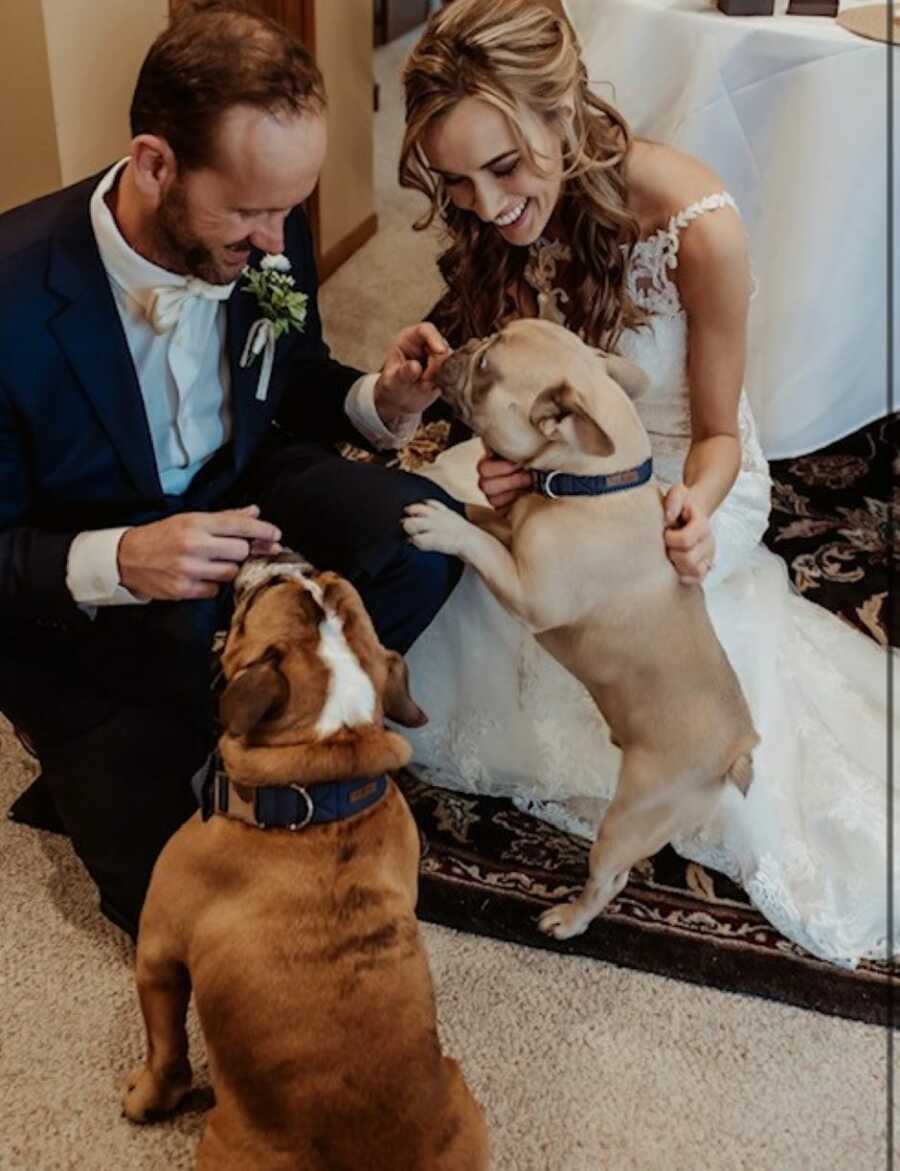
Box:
[344,373,421,451]
[67,528,148,608]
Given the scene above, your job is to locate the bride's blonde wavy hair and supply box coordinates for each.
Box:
[400,0,643,350]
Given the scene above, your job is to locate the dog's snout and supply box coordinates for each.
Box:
[435,349,470,395]
[436,336,488,407]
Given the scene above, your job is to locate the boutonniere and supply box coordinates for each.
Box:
[239,253,309,402]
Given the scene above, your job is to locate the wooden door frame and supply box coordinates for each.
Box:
[377,0,430,43]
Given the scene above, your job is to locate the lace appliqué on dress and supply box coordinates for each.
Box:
[626,192,738,318]
[523,238,572,326]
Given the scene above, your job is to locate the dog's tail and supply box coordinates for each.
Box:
[724,734,759,796]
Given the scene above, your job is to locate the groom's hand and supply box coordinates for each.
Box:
[117,506,282,600]
[374,323,449,429]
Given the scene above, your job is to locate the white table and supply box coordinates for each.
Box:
[565,0,896,457]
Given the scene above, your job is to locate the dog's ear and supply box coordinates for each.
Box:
[529,380,615,457]
[383,650,428,728]
[593,351,649,401]
[219,659,289,737]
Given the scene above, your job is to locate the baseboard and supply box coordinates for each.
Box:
[318,213,379,281]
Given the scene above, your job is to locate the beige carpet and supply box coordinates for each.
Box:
[1,31,894,1171]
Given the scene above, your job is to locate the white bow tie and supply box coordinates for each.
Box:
[145,278,234,334]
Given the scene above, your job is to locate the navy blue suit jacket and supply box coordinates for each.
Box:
[0,172,367,625]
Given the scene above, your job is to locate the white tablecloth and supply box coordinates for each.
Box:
[565,0,896,457]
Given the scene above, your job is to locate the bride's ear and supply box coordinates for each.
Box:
[551,90,577,135]
[592,350,649,401]
[529,381,615,457]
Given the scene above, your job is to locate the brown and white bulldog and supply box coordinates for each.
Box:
[122,552,489,1171]
[404,318,758,941]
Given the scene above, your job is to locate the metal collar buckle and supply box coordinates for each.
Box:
[286,784,314,831]
[542,469,561,500]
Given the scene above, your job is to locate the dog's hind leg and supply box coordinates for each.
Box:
[431,1058,491,1171]
[539,754,695,941]
[122,941,193,1123]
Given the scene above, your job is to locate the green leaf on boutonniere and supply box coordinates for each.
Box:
[240,254,308,354]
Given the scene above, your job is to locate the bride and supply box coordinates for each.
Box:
[396,0,896,966]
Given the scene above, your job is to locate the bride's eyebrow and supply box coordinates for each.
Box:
[428,149,519,178]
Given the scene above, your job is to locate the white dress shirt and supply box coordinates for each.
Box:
[66,161,419,607]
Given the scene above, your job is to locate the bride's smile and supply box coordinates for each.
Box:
[421,95,566,247]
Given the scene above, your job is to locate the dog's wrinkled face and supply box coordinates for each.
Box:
[218,551,426,748]
[437,319,649,467]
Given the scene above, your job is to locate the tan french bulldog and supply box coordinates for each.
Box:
[404,318,758,940]
[122,554,489,1171]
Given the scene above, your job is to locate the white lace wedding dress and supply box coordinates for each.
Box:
[405,193,897,968]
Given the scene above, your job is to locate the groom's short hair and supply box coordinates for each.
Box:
[130,0,326,171]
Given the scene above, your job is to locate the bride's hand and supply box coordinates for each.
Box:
[663,484,716,585]
[477,447,533,513]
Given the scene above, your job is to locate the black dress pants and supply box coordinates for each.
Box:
[4,446,462,938]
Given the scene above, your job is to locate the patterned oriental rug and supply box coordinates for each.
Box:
[348,415,897,1026]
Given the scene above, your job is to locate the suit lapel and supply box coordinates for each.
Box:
[47,200,162,500]
[226,269,265,471]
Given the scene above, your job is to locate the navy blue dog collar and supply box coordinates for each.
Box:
[533,457,653,499]
[200,755,388,831]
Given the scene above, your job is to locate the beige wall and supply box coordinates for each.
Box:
[2,0,377,272]
[0,0,167,212]
[314,0,376,259]
[0,0,61,211]
[42,0,169,187]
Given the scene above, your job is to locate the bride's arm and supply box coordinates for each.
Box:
[664,206,752,582]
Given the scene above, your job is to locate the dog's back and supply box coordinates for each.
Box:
[141,786,486,1171]
[126,562,488,1170]
[511,482,757,783]
[413,319,759,941]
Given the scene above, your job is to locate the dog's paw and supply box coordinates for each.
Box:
[402,500,471,556]
[538,901,592,940]
[121,1061,192,1124]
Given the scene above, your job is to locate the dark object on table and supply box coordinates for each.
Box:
[717,0,775,14]
[787,0,840,14]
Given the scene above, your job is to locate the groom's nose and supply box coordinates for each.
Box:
[249,214,287,256]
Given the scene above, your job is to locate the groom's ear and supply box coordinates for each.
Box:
[130,135,178,205]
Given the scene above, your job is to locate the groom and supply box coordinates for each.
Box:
[0,2,458,937]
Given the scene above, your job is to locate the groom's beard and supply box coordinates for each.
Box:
[154,181,248,286]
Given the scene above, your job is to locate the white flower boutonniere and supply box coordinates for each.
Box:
[239,253,309,402]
